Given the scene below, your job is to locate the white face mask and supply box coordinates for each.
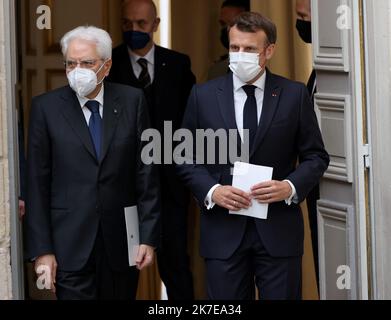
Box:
[229,52,263,83]
[67,61,107,97]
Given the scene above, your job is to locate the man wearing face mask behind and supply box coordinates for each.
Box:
[296,0,321,289]
[108,0,196,300]
[25,26,160,300]
[208,0,250,80]
[176,12,329,300]
[296,0,316,100]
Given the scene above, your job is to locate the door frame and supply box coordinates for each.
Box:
[3,0,25,300]
[351,0,370,300]
[363,0,391,300]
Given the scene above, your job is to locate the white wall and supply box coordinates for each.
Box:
[365,0,391,300]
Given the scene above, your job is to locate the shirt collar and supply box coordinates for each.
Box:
[77,84,105,108]
[129,44,155,66]
[233,70,267,93]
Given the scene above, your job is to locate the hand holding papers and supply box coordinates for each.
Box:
[230,162,273,220]
[124,206,140,267]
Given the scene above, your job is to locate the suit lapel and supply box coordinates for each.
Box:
[153,46,168,105]
[153,46,166,87]
[217,73,238,131]
[216,73,242,152]
[60,87,97,162]
[100,82,122,163]
[251,69,282,157]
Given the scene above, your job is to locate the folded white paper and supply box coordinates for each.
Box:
[124,206,140,267]
[230,162,273,220]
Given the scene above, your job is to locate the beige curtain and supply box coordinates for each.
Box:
[170,0,313,84]
[171,0,228,83]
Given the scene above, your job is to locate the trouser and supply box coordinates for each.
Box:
[56,227,139,300]
[156,198,194,300]
[205,219,302,300]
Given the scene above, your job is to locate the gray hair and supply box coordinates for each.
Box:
[60,26,112,59]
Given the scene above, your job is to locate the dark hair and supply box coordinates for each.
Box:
[222,0,250,11]
[230,12,277,45]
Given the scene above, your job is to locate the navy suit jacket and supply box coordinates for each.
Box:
[176,70,329,259]
[25,82,161,272]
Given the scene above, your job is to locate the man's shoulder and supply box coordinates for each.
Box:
[32,86,70,104]
[268,71,306,91]
[112,44,191,65]
[195,74,229,92]
[104,81,143,98]
[112,43,128,60]
[155,45,190,63]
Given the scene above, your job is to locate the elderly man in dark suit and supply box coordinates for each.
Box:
[25,25,160,300]
[177,12,329,300]
[108,0,196,300]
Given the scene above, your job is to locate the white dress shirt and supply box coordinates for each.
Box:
[128,45,155,82]
[76,84,104,124]
[234,70,266,141]
[204,72,298,210]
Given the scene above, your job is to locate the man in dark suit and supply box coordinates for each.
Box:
[108,0,196,300]
[25,26,160,300]
[176,12,329,300]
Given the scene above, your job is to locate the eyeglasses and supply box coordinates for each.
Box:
[63,59,103,70]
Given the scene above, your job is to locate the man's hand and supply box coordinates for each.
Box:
[212,186,252,212]
[35,254,57,293]
[135,245,155,270]
[19,200,25,220]
[251,180,292,204]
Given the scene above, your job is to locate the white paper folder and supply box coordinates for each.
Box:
[124,206,140,267]
[230,162,274,220]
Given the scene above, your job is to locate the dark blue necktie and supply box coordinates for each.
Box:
[85,100,102,160]
[242,85,258,149]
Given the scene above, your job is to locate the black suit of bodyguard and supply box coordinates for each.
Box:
[25,27,160,300]
[107,0,196,300]
[108,44,196,300]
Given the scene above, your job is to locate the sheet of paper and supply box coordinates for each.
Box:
[124,206,140,267]
[230,162,274,220]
